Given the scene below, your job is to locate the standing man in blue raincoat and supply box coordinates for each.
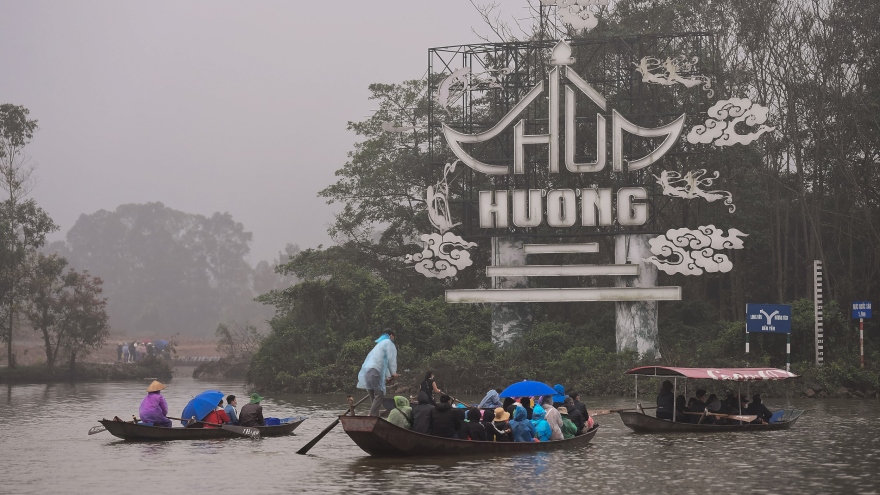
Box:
[357,329,398,416]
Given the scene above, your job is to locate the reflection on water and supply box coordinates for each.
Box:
[1,376,878,494]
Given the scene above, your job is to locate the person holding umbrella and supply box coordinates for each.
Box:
[356,329,398,417]
[139,381,172,427]
[239,393,267,427]
[203,400,231,429]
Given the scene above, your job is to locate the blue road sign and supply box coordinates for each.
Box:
[746,304,792,333]
[852,301,872,319]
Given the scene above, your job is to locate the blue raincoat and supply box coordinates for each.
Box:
[478,389,502,408]
[531,404,552,441]
[509,405,536,442]
[356,336,397,394]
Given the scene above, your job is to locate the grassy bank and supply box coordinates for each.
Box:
[0,358,173,384]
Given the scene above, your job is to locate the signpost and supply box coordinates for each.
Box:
[852,301,872,368]
[746,303,793,371]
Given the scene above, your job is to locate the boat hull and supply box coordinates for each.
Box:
[339,415,598,457]
[619,410,803,433]
[99,418,304,441]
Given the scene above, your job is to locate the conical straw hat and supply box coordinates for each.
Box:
[146,380,166,392]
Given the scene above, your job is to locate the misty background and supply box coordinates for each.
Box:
[0,1,522,336]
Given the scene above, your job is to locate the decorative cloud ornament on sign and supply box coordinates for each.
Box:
[687,98,776,146]
[645,225,748,276]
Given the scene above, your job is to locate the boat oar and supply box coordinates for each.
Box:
[167,416,261,439]
[88,416,132,435]
[296,394,370,455]
[592,406,658,416]
[683,411,758,422]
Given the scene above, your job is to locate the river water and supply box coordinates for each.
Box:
[2,376,878,495]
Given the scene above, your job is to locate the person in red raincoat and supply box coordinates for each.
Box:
[203,400,231,428]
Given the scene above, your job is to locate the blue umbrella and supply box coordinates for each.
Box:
[180,390,225,426]
[154,340,169,351]
[498,380,557,398]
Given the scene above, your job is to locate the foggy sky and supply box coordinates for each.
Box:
[0,1,526,263]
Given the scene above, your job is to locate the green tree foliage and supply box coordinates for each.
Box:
[0,104,58,367]
[51,202,266,336]
[21,251,109,371]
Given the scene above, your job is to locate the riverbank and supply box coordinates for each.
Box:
[0,359,173,384]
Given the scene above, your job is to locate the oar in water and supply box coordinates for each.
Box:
[88,425,107,435]
[88,416,131,435]
[296,394,370,455]
[167,416,261,439]
[592,406,658,416]
[683,411,758,423]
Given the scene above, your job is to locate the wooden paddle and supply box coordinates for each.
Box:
[592,406,658,416]
[88,416,139,435]
[168,416,261,439]
[296,394,370,455]
[683,411,758,422]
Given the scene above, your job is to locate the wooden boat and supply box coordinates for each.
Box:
[618,366,804,434]
[98,417,305,441]
[339,415,599,457]
[619,409,803,433]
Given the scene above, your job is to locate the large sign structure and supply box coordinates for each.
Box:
[389,8,773,354]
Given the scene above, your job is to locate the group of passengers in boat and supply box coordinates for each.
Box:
[656,380,775,424]
[137,380,272,428]
[355,329,593,442]
[385,381,593,442]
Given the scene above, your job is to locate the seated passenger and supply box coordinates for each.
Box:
[531,404,552,442]
[462,408,487,440]
[568,391,592,431]
[478,389,503,409]
[502,397,516,414]
[224,395,239,425]
[521,397,535,419]
[491,407,512,442]
[453,401,468,439]
[203,400,231,428]
[481,408,496,441]
[430,395,461,438]
[412,391,434,434]
[239,393,267,427]
[509,405,536,442]
[552,384,567,409]
[558,407,578,439]
[541,396,564,440]
[139,381,172,427]
[656,380,674,420]
[705,393,722,424]
[721,390,737,412]
[563,397,585,432]
[674,395,690,423]
[387,396,413,430]
[691,389,708,414]
[745,394,773,423]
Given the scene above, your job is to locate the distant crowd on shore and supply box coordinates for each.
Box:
[117,341,171,362]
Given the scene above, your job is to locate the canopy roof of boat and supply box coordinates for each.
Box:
[624,366,799,381]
